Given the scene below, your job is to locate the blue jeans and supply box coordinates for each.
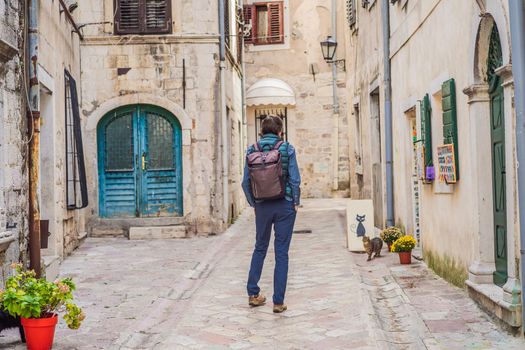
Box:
[247,198,296,305]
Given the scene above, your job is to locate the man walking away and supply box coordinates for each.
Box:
[241,115,301,313]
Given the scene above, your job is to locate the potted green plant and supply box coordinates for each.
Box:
[380,227,403,251]
[391,235,417,264]
[0,264,85,350]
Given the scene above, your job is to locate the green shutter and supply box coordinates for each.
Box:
[441,78,459,180]
[421,94,433,167]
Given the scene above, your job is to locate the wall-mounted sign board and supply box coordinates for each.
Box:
[437,143,457,183]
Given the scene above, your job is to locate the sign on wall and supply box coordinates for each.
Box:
[437,144,457,183]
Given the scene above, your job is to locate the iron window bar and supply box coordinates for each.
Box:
[64,70,88,210]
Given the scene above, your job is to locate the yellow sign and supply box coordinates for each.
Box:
[437,144,457,183]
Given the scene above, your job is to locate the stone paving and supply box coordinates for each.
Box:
[1,199,524,349]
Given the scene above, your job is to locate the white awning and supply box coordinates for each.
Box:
[246,78,296,106]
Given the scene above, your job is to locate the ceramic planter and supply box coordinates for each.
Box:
[21,314,58,350]
[398,251,412,264]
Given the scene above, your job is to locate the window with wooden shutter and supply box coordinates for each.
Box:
[421,94,433,168]
[441,78,459,180]
[114,0,172,35]
[243,2,284,45]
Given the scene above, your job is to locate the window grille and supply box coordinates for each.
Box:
[65,70,88,210]
[225,0,231,48]
[255,107,288,141]
[347,0,356,28]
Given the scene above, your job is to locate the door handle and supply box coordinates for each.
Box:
[142,152,147,170]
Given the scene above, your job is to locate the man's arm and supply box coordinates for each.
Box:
[242,152,256,207]
[287,145,301,207]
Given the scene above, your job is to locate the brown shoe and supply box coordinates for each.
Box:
[273,304,287,313]
[248,293,266,307]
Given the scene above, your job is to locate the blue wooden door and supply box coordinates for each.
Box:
[98,105,182,218]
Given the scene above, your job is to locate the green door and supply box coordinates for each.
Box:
[490,83,507,286]
[488,25,507,286]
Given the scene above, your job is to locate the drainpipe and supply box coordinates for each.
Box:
[331,0,339,191]
[240,5,247,143]
[28,0,41,277]
[382,0,394,227]
[219,0,229,224]
[508,0,525,333]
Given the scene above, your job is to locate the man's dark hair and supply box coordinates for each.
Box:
[260,115,283,135]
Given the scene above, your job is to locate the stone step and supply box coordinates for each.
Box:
[129,225,187,240]
[43,255,61,282]
[88,217,186,238]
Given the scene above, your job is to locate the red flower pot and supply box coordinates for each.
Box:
[387,243,392,252]
[21,314,58,350]
[398,251,412,264]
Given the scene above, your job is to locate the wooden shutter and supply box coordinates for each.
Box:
[115,0,141,34]
[115,0,171,35]
[442,78,460,180]
[243,5,254,44]
[421,94,433,168]
[268,2,284,44]
[144,0,171,34]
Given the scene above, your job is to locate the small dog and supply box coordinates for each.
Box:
[363,236,383,261]
[0,309,26,343]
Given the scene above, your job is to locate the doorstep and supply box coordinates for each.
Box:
[466,280,522,328]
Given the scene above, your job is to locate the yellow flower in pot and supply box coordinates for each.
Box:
[380,226,403,251]
[391,235,417,264]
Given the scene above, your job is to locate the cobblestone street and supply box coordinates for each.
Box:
[1,200,524,349]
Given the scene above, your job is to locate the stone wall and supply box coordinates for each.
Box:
[0,0,28,284]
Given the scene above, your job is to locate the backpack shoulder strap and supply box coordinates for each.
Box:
[272,141,284,150]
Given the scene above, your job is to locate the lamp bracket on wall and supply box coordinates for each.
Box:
[327,59,346,72]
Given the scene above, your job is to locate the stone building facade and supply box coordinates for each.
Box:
[243,0,350,198]
[35,0,87,280]
[77,0,244,236]
[0,0,28,284]
[342,0,386,228]
[344,0,522,329]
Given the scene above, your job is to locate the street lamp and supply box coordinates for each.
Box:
[320,36,346,71]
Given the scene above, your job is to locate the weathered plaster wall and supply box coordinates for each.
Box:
[389,0,519,303]
[244,0,350,198]
[0,0,28,284]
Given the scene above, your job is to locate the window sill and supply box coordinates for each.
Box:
[82,34,220,46]
[246,41,290,52]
